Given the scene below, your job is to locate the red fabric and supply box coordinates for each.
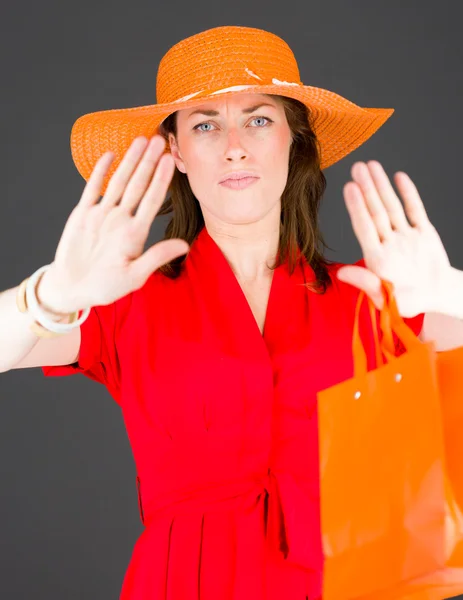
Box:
[42,227,425,600]
[41,292,133,405]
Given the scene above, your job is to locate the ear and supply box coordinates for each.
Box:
[168,133,187,174]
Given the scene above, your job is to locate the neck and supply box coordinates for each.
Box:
[204,220,280,282]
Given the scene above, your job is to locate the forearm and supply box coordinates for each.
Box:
[0,270,72,372]
[420,312,463,351]
[436,267,463,320]
[419,266,463,352]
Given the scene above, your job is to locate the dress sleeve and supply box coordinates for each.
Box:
[41,293,133,405]
[352,258,425,354]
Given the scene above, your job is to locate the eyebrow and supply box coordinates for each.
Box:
[186,102,277,119]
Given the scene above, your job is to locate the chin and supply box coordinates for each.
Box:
[200,194,278,224]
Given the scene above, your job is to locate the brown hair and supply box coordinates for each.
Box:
[157,94,336,293]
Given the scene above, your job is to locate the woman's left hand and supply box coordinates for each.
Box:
[336,161,451,317]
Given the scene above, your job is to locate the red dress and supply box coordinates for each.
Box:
[42,226,424,600]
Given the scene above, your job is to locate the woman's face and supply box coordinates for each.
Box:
[168,93,292,226]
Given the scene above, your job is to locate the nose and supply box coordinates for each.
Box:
[224,128,248,162]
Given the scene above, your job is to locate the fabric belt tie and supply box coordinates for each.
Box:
[260,469,321,570]
[136,469,322,572]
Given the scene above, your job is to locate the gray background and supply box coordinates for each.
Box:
[0,1,462,598]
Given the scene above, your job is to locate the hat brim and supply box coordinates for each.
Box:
[70,83,394,195]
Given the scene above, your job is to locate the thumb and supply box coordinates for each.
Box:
[129,239,190,285]
[336,265,385,310]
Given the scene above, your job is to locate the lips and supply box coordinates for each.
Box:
[219,171,260,190]
[219,171,259,183]
[219,176,259,190]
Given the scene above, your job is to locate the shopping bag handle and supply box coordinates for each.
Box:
[352,285,385,375]
[379,280,423,355]
[353,280,423,376]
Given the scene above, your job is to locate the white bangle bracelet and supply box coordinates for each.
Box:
[25,264,91,334]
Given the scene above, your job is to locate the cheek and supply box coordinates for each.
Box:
[182,137,216,169]
[178,138,207,173]
[263,139,291,177]
[189,152,217,182]
[261,127,291,157]
[182,150,218,199]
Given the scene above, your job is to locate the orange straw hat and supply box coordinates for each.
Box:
[71,25,395,194]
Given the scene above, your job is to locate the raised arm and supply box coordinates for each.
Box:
[0,135,189,373]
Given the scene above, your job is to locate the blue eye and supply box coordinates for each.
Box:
[194,122,215,132]
[192,116,273,133]
[251,116,272,127]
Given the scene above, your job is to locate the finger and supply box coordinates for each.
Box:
[343,181,383,256]
[134,152,176,226]
[79,151,116,209]
[351,162,403,239]
[336,265,385,310]
[129,238,190,286]
[366,161,410,231]
[393,171,430,230]
[119,136,167,213]
[99,137,150,210]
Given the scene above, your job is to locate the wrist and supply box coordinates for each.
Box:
[434,266,463,319]
[36,267,78,317]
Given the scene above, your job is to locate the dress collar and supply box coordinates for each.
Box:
[183,226,317,359]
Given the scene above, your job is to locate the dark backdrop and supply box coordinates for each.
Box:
[0,1,462,598]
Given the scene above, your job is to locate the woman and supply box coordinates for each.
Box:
[2,25,463,600]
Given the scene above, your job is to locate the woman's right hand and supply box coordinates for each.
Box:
[38,135,190,314]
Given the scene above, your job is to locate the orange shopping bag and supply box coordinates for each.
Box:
[380,289,463,522]
[317,280,463,600]
[439,345,463,557]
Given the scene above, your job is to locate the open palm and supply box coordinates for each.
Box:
[336,161,451,317]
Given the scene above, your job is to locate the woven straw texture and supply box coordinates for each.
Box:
[70,26,394,194]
